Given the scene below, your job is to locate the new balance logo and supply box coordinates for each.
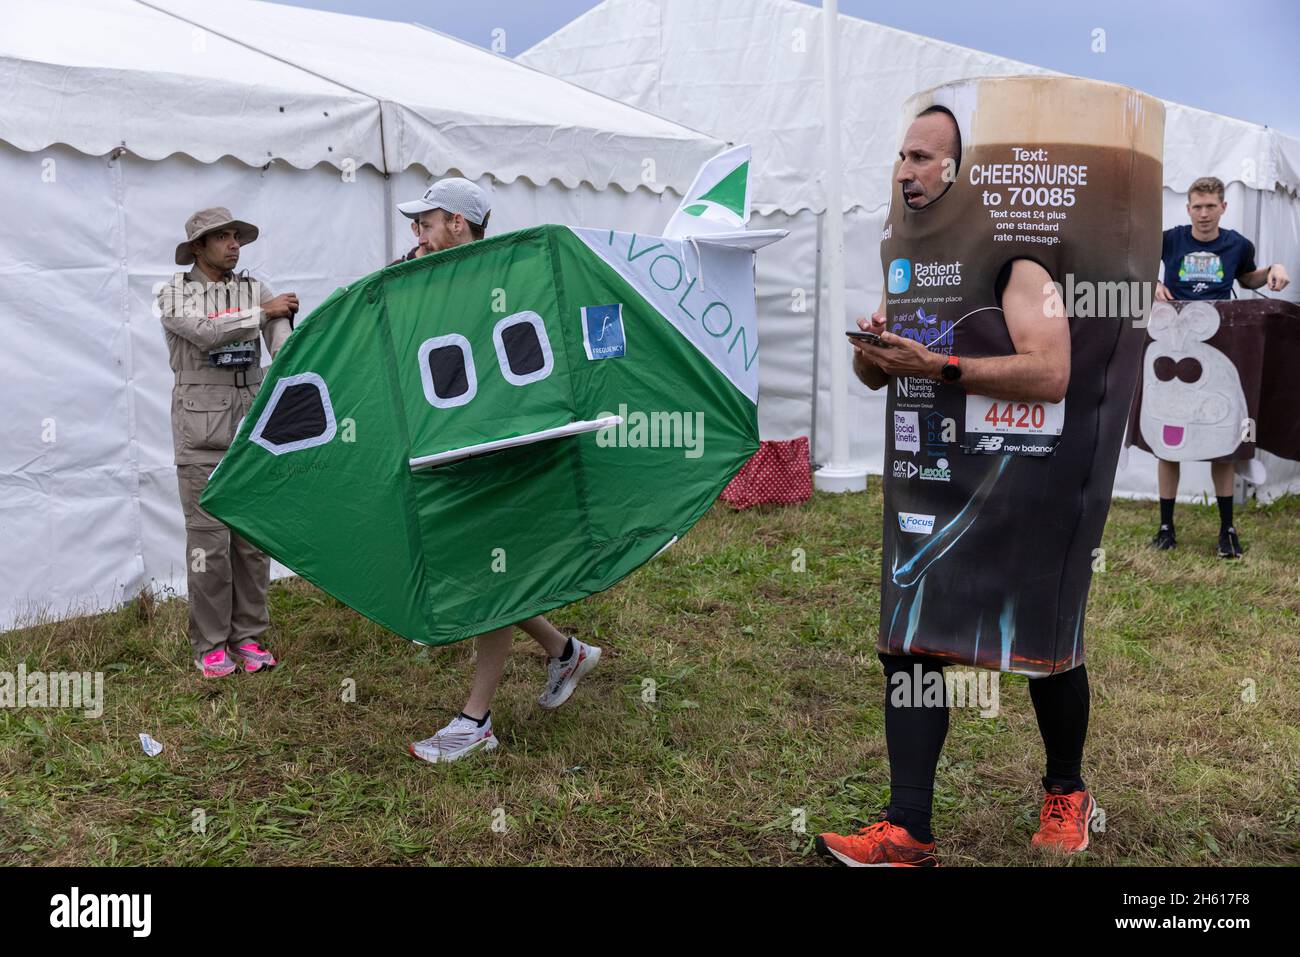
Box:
[973,435,1004,452]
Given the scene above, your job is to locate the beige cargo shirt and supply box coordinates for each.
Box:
[157,267,292,466]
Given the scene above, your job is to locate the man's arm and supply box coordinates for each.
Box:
[853,259,1071,404]
[1237,263,1290,292]
[1234,238,1290,292]
[1155,228,1174,300]
[157,280,261,352]
[851,294,890,391]
[257,280,297,358]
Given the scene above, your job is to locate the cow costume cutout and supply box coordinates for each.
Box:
[1139,302,1248,462]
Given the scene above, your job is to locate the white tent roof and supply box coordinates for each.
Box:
[0,0,724,192]
[519,0,1300,214]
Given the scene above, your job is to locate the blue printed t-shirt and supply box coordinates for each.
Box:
[1160,225,1256,300]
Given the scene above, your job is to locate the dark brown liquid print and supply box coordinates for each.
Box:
[878,78,1164,676]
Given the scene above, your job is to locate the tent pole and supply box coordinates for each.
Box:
[383,174,395,265]
[812,0,866,494]
[810,210,823,465]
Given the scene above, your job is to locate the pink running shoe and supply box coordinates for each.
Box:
[196,648,237,678]
[230,640,277,673]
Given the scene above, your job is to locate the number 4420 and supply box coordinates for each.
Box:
[984,402,1046,430]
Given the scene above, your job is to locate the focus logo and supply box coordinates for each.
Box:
[898,512,936,535]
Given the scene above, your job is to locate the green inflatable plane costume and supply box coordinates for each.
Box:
[201,147,785,645]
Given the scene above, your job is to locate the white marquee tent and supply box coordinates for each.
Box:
[6,0,1298,631]
[520,0,1300,503]
[0,0,725,631]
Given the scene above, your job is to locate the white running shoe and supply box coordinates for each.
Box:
[409,714,497,764]
[537,639,602,710]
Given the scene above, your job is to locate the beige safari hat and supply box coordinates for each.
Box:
[175,207,260,265]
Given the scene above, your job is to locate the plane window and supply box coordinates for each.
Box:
[249,372,336,455]
[493,311,553,387]
[418,334,477,408]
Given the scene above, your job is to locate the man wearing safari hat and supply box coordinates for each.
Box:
[390,178,604,764]
[156,207,299,678]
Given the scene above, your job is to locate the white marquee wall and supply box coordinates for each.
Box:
[0,141,674,630]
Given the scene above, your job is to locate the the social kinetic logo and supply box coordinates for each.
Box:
[893,411,920,453]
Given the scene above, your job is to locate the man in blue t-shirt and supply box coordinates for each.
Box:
[1151,176,1290,558]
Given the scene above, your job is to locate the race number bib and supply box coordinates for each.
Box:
[962,394,1064,456]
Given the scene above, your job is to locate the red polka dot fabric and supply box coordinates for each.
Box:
[720,436,813,509]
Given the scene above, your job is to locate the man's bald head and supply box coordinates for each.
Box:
[896,107,960,209]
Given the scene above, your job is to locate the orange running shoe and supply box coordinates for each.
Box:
[1031,788,1098,853]
[815,821,938,867]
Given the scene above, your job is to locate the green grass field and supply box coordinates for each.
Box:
[2,485,1297,866]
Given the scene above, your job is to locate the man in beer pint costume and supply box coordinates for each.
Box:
[817,77,1164,865]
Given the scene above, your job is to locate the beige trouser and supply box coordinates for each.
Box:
[177,463,270,659]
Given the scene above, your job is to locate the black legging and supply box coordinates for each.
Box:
[879,653,1090,840]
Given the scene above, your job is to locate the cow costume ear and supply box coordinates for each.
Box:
[1180,302,1221,342]
[1147,302,1179,341]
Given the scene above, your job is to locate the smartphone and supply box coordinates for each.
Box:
[846,330,891,348]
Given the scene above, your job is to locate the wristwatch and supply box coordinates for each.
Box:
[940,354,962,383]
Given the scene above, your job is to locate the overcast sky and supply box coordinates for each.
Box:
[270,0,1300,137]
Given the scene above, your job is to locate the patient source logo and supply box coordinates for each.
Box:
[913,260,962,288]
[887,258,911,293]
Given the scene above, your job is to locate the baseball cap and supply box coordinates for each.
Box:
[397,177,491,225]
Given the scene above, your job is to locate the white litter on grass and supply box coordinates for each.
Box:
[139,733,163,757]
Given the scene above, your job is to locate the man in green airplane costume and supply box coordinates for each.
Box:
[202,153,782,761]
